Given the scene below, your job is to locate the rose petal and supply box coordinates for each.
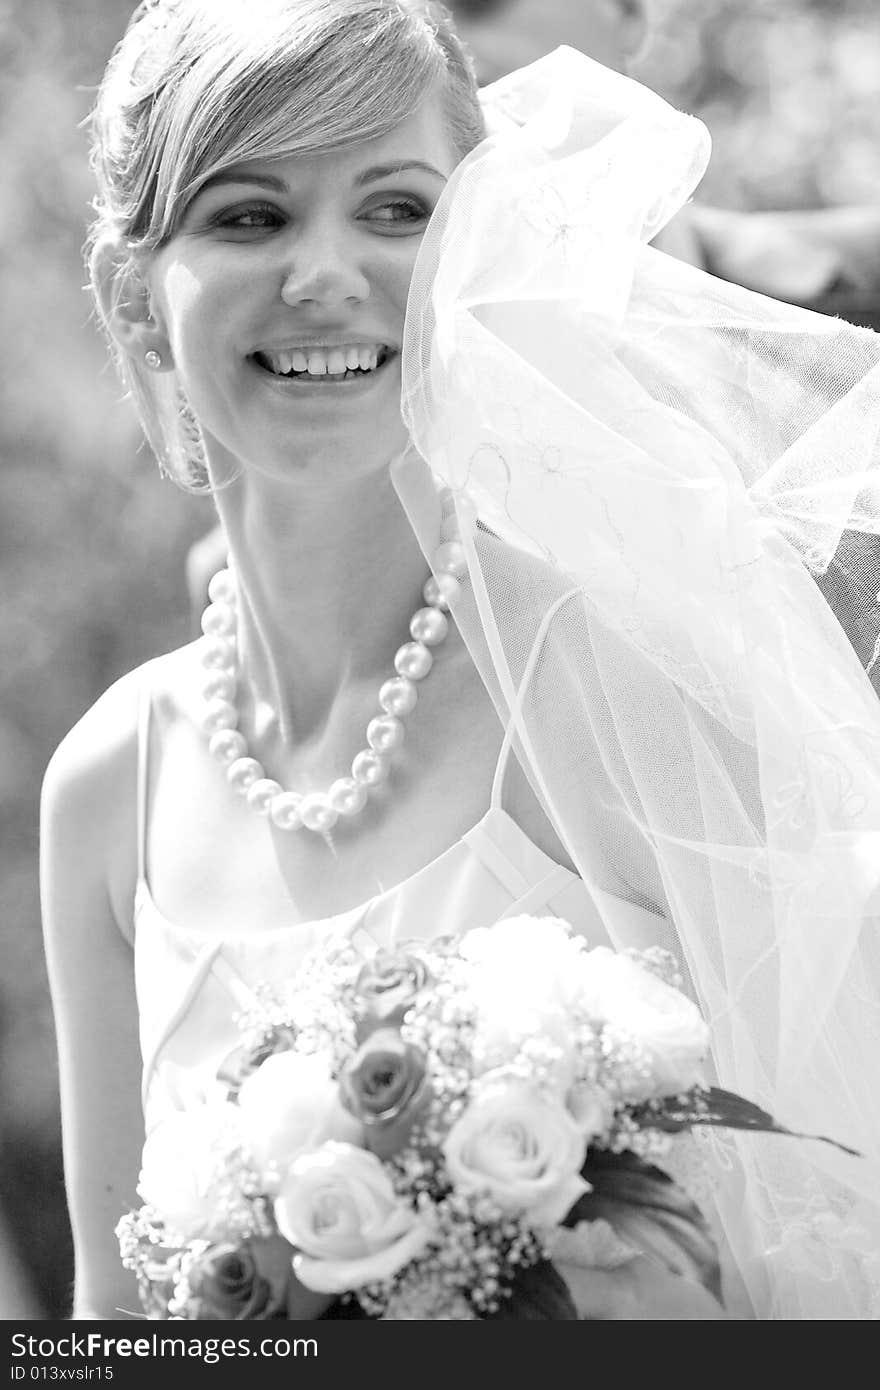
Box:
[293,1219,434,1293]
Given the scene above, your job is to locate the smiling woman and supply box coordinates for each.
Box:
[40,0,880,1326]
[119,101,456,488]
[88,0,481,488]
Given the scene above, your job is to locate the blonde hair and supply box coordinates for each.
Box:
[87,0,485,486]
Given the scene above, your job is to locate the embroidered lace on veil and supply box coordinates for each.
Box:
[395,48,880,1318]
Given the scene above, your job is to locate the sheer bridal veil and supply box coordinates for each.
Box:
[396,48,880,1319]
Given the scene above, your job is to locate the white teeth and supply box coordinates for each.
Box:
[259,343,388,376]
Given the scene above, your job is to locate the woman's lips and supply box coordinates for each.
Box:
[252,343,391,380]
[248,347,398,391]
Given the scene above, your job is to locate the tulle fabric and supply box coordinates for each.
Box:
[395,48,880,1319]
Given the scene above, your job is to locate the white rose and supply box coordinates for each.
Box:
[236,1051,361,1179]
[458,917,589,1084]
[459,916,584,992]
[579,948,709,1098]
[275,1142,433,1293]
[567,1081,615,1141]
[443,1075,588,1227]
[137,1101,244,1241]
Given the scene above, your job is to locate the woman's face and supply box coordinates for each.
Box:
[145,90,458,484]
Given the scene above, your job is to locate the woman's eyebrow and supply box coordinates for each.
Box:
[193,170,289,198]
[355,159,447,185]
[191,158,446,202]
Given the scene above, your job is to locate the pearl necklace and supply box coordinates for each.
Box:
[198,492,467,835]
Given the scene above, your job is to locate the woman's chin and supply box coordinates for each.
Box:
[229,354,408,478]
[230,424,410,486]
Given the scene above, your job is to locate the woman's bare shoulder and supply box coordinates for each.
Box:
[40,644,202,941]
[42,644,199,804]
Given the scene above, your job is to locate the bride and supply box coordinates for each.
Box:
[41,0,880,1320]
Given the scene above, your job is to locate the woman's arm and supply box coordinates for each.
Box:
[40,675,148,1319]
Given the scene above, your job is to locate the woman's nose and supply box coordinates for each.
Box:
[279,231,370,309]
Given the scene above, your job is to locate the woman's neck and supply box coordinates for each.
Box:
[210,447,440,746]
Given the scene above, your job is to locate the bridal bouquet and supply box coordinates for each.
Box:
[117,917,841,1320]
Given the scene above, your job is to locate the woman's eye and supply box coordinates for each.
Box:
[363,198,430,229]
[211,203,283,231]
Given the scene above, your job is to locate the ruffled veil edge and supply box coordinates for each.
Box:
[395,48,880,1319]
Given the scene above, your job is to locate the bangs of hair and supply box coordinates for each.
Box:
[94,0,483,252]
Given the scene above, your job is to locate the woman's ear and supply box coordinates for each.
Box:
[90,236,174,372]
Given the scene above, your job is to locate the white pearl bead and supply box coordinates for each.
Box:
[198,557,465,831]
[201,602,237,639]
[423,574,461,611]
[352,749,389,786]
[207,570,236,605]
[202,637,237,670]
[201,699,238,735]
[367,714,405,753]
[432,540,467,579]
[439,514,461,543]
[410,606,449,647]
[246,778,283,815]
[394,641,433,681]
[208,729,247,765]
[299,793,339,833]
[378,676,418,717]
[270,792,303,830]
[328,778,368,816]
[202,669,236,702]
[227,757,263,793]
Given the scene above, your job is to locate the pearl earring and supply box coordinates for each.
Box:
[144,349,162,369]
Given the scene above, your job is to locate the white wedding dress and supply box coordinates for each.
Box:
[133,682,665,1137]
[128,46,880,1322]
[132,678,726,1318]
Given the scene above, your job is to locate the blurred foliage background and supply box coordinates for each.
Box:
[640,0,880,210]
[1,0,878,1319]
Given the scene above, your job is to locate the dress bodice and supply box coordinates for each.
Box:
[132,683,667,1134]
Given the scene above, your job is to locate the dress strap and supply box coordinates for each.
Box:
[462,821,531,896]
[490,586,582,809]
[136,677,153,887]
[497,864,577,919]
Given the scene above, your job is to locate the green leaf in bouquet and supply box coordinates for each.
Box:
[488,1258,579,1320]
[565,1149,723,1302]
[632,1086,861,1156]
